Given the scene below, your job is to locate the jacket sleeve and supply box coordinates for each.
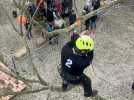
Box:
[88,50,94,64]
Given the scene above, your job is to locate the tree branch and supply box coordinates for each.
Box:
[0,86,49,97]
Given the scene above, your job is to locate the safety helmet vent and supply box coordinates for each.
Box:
[75,35,94,51]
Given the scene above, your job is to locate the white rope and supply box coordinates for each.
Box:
[114,4,134,8]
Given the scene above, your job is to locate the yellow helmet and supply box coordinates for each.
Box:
[75,35,94,51]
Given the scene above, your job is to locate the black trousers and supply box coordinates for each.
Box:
[60,68,93,95]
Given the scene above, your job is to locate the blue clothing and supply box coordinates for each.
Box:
[28,4,36,16]
[47,25,54,32]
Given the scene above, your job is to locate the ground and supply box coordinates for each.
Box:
[0,0,134,100]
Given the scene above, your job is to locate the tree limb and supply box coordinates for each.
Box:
[0,86,49,97]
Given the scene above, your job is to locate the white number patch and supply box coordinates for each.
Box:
[65,59,72,68]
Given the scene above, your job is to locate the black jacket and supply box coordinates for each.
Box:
[61,41,94,76]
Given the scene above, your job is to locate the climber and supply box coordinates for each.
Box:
[60,34,98,97]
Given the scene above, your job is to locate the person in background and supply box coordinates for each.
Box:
[27,1,36,17]
[61,0,73,18]
[83,0,93,34]
[69,10,76,25]
[83,0,100,38]
[36,0,46,17]
[90,0,100,38]
[55,0,63,17]
[46,0,55,28]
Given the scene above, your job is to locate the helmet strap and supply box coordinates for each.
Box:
[73,47,87,56]
[72,47,77,55]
